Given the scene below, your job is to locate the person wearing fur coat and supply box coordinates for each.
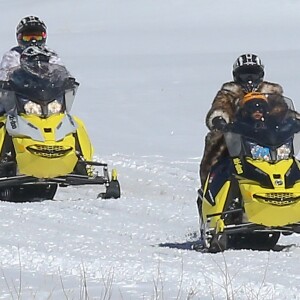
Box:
[199,53,284,187]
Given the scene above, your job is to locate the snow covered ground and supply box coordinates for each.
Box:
[0,0,300,299]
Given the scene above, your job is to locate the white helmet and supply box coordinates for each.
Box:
[233,54,265,92]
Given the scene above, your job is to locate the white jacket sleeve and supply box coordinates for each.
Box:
[0,50,21,81]
[0,47,73,80]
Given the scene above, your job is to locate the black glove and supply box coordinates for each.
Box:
[212,116,227,131]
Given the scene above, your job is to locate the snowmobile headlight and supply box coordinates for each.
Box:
[47,100,62,115]
[24,101,42,115]
[249,143,271,161]
[276,143,291,160]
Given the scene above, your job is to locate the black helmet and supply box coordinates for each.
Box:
[233,54,265,92]
[16,16,47,49]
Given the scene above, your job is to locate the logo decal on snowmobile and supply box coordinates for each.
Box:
[8,115,17,130]
[254,192,300,206]
[274,179,283,186]
[233,158,243,174]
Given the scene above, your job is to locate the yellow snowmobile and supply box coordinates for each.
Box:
[199,93,300,252]
[0,48,120,202]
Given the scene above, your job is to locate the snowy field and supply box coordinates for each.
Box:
[0,0,300,299]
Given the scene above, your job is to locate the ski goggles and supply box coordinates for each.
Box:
[18,32,47,42]
[244,100,268,114]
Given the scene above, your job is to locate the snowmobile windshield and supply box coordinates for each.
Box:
[9,61,75,102]
[224,95,300,160]
[0,62,79,116]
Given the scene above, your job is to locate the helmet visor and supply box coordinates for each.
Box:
[235,65,264,84]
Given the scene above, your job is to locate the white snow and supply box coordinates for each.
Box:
[0,0,300,299]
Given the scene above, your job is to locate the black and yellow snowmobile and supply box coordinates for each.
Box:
[199,93,300,252]
[0,47,120,202]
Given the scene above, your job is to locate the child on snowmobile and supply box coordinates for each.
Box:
[237,92,269,124]
[0,16,70,81]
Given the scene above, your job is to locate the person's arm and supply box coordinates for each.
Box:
[0,50,20,81]
[206,82,243,130]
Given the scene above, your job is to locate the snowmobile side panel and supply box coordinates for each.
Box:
[55,114,77,141]
[73,116,94,161]
[202,181,231,228]
[6,114,45,141]
[0,117,6,151]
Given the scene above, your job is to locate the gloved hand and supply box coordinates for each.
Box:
[212,116,227,131]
